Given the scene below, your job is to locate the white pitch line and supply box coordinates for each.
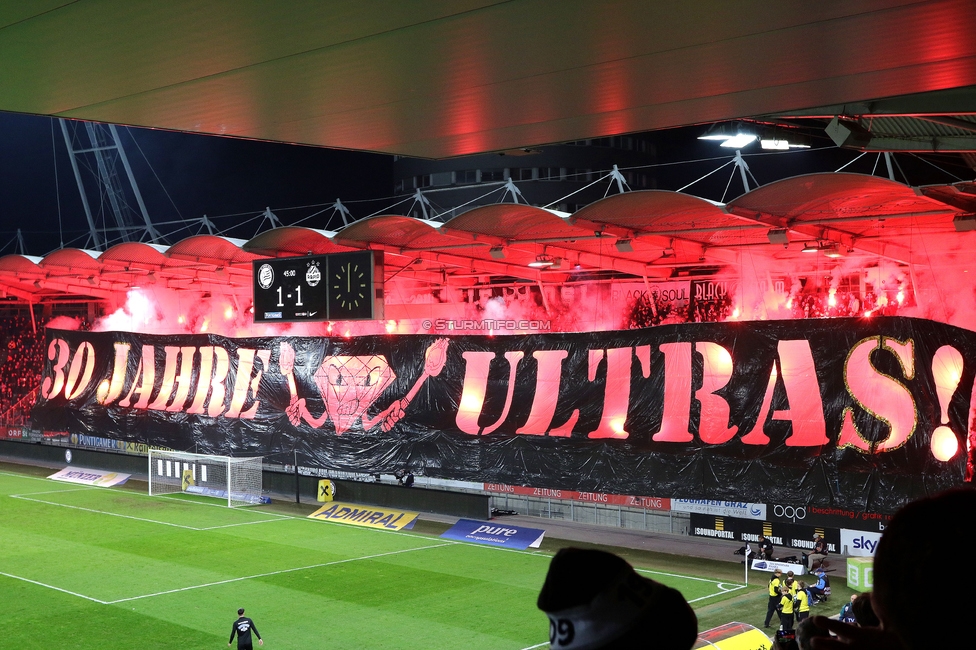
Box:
[0,469,64,482]
[8,493,290,531]
[106,541,458,604]
[687,584,746,603]
[153,494,285,516]
[9,487,94,497]
[518,642,550,649]
[198,518,292,530]
[636,566,744,587]
[6,469,747,612]
[0,570,108,604]
[10,495,200,530]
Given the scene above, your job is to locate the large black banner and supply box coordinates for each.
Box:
[31,317,973,512]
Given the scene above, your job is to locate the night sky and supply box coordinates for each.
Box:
[647,124,972,200]
[0,111,394,256]
[0,112,969,258]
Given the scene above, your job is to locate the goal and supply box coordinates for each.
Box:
[148,450,267,507]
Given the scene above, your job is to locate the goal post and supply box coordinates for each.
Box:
[148,450,267,507]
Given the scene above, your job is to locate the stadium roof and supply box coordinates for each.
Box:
[1,173,970,304]
[3,2,976,158]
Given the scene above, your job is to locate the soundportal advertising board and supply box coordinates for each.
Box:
[689,513,840,554]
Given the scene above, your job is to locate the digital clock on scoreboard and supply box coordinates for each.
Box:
[252,251,383,323]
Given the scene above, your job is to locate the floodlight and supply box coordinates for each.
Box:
[614,239,633,252]
[953,214,976,232]
[767,228,789,244]
[528,254,554,268]
[698,123,758,149]
[720,134,758,148]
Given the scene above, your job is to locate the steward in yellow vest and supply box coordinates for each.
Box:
[763,569,783,628]
[778,587,795,631]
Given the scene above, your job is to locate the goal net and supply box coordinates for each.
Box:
[148,450,267,507]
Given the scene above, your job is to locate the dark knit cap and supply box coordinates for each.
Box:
[537,548,698,650]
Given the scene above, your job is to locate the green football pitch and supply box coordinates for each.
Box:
[1,466,753,649]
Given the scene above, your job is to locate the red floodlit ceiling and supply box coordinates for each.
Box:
[0,173,972,304]
[2,2,976,158]
[725,174,960,265]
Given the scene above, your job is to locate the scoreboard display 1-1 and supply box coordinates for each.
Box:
[252,251,383,322]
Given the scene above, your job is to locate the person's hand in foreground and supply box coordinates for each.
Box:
[808,616,907,650]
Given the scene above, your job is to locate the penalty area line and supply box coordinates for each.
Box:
[105,541,458,604]
[154,494,291,519]
[0,570,108,604]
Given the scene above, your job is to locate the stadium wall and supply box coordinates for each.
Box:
[263,471,490,519]
[0,439,490,519]
[0,439,147,474]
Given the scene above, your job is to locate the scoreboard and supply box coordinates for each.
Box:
[252,251,383,322]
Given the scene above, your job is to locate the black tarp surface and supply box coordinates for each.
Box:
[32,317,973,512]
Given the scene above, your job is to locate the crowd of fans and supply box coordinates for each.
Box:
[628,289,904,328]
[628,293,735,328]
[0,312,91,425]
[789,290,904,319]
[0,314,46,425]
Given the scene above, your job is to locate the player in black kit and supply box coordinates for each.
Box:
[229,608,264,649]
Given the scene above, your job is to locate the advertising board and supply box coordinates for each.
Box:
[840,528,883,556]
[767,503,893,531]
[673,500,766,520]
[440,519,546,549]
[689,513,839,553]
[484,483,669,510]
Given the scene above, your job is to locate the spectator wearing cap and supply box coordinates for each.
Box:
[537,547,698,650]
[808,568,828,603]
[807,534,828,570]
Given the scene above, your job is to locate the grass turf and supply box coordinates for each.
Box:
[0,462,850,648]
